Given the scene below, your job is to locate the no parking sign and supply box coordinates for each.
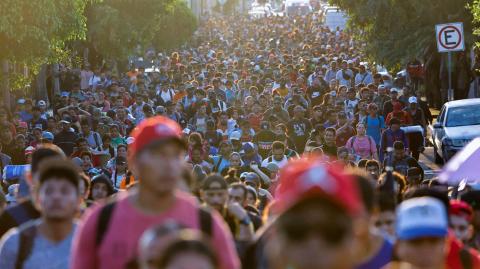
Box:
[435,22,465,53]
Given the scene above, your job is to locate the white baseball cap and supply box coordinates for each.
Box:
[38,100,46,106]
[408,96,418,104]
[396,197,448,240]
[229,131,241,141]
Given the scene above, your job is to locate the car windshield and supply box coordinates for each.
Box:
[446,105,480,127]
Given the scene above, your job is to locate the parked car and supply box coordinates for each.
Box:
[285,0,312,17]
[431,98,480,163]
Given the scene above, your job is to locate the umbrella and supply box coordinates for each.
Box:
[439,138,480,185]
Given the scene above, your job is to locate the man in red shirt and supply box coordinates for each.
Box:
[70,116,239,269]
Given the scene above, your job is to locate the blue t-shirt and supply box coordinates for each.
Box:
[355,237,394,269]
[365,115,385,145]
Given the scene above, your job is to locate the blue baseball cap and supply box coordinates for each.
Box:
[396,197,448,240]
[42,131,54,141]
[61,91,70,97]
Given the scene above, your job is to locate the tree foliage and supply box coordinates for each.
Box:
[329,0,475,68]
[86,0,197,61]
[471,0,480,42]
[0,0,88,64]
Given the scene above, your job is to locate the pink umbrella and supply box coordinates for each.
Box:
[439,138,480,185]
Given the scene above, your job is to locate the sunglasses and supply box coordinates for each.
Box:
[281,220,349,245]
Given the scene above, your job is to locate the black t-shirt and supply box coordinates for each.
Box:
[254,130,277,159]
[307,85,324,106]
[287,118,312,154]
[322,143,338,157]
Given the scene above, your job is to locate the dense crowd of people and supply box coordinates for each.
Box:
[0,12,479,269]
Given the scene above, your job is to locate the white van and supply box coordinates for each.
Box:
[285,0,312,17]
[324,7,348,30]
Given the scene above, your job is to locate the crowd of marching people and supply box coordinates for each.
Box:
[0,12,479,269]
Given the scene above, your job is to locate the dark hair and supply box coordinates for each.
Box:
[389,117,401,126]
[403,186,450,214]
[365,160,380,170]
[158,236,218,269]
[347,168,375,214]
[31,144,66,174]
[376,191,397,213]
[89,174,115,199]
[202,174,228,190]
[378,172,407,202]
[38,160,80,191]
[393,141,404,150]
[272,141,285,151]
[325,127,336,136]
[357,159,369,168]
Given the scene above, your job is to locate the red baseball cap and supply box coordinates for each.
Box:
[128,116,185,160]
[275,156,363,217]
[450,200,473,222]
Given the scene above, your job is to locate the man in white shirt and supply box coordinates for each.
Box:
[261,141,288,169]
[336,60,354,87]
[354,64,373,86]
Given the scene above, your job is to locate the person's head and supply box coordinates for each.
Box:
[408,96,418,109]
[393,141,405,160]
[390,88,399,100]
[389,118,401,131]
[218,141,232,157]
[395,197,448,268]
[406,167,423,186]
[128,116,187,196]
[273,96,283,109]
[367,103,378,115]
[461,190,480,230]
[365,160,380,181]
[34,160,81,221]
[201,174,228,212]
[157,231,219,269]
[245,185,258,208]
[272,141,286,161]
[229,152,242,168]
[347,87,356,99]
[377,85,386,95]
[242,142,256,160]
[271,158,363,269]
[337,111,347,125]
[324,127,336,145]
[190,146,204,164]
[372,191,397,238]
[449,200,474,243]
[356,123,366,136]
[89,174,114,201]
[229,183,248,207]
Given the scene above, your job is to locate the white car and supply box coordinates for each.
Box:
[431,98,480,163]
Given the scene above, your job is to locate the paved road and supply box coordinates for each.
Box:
[419,146,442,180]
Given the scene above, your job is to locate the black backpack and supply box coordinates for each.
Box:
[95,201,213,248]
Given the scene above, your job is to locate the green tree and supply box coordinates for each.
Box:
[329,0,474,67]
[86,0,197,65]
[330,0,475,106]
[0,0,89,108]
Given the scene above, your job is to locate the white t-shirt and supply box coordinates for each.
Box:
[262,155,288,169]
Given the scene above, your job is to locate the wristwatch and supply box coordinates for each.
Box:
[239,216,252,226]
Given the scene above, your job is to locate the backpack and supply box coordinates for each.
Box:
[94,201,213,248]
[14,221,38,269]
[213,156,223,173]
[349,136,374,158]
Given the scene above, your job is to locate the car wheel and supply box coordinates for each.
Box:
[434,146,443,164]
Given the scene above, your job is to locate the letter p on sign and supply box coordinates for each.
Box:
[436,22,465,53]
